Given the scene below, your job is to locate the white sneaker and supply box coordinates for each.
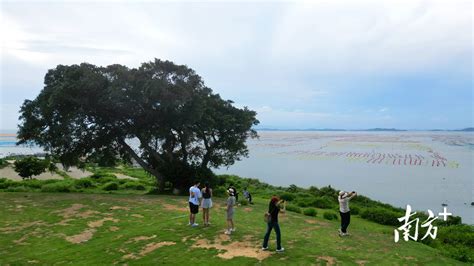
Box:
[276,247,285,252]
[224,230,231,235]
[230,228,236,232]
[191,223,199,227]
[261,247,269,251]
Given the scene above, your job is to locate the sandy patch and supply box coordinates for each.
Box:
[131,214,144,218]
[127,235,157,243]
[356,260,369,265]
[55,164,93,179]
[316,256,337,265]
[162,203,188,212]
[243,208,253,212]
[88,217,119,228]
[56,204,86,218]
[0,165,64,181]
[192,234,271,261]
[110,206,130,211]
[113,173,138,180]
[109,226,120,232]
[0,221,45,233]
[65,229,96,244]
[77,210,100,218]
[122,241,176,260]
[64,217,118,244]
[304,219,330,226]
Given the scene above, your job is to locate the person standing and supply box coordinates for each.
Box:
[224,188,236,235]
[262,196,285,252]
[201,182,213,226]
[243,187,253,204]
[338,190,357,236]
[188,180,201,227]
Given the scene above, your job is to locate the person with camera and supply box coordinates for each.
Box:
[338,190,357,236]
[262,195,285,252]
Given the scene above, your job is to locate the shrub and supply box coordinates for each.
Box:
[303,208,317,217]
[90,173,118,184]
[13,157,49,179]
[239,199,249,206]
[5,186,30,192]
[0,158,9,169]
[102,182,119,191]
[286,204,301,214]
[360,207,402,226]
[122,181,146,191]
[323,211,338,220]
[22,179,47,189]
[350,205,360,215]
[297,197,315,207]
[213,186,227,197]
[312,197,335,209]
[41,181,74,192]
[74,178,94,189]
[280,192,296,202]
[0,178,14,189]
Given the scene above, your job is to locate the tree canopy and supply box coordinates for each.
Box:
[17,59,259,190]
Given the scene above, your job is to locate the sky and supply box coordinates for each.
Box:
[1,0,472,130]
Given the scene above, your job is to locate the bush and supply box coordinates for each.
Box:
[0,158,9,169]
[303,208,318,217]
[41,181,74,192]
[280,192,296,202]
[5,186,30,192]
[14,157,49,179]
[122,181,146,191]
[312,197,335,209]
[0,178,14,189]
[297,197,315,207]
[286,204,301,214]
[74,178,94,189]
[102,182,119,191]
[360,207,403,226]
[213,186,227,197]
[323,211,338,220]
[350,205,360,215]
[90,173,118,184]
[239,199,249,206]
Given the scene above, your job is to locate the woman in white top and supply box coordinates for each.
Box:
[338,190,357,236]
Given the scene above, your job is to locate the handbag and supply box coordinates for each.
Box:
[264,212,271,223]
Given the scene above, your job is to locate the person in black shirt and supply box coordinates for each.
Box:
[262,196,285,252]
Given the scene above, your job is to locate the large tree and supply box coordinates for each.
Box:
[17,59,259,190]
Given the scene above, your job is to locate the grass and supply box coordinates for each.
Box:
[0,192,466,265]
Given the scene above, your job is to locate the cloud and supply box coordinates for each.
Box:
[0,1,471,130]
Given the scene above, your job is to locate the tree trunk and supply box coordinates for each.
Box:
[118,138,166,192]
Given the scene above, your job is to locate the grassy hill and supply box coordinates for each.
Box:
[0,192,466,265]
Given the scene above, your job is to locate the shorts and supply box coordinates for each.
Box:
[201,198,213,209]
[226,209,234,220]
[189,202,199,214]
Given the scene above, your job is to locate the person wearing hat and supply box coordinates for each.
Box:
[225,188,237,235]
[338,190,357,236]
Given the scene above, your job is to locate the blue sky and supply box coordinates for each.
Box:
[1,0,472,130]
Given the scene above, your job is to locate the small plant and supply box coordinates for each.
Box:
[280,192,296,202]
[74,178,94,189]
[102,182,119,191]
[239,199,249,206]
[323,211,338,220]
[312,197,335,209]
[41,181,74,192]
[286,204,302,214]
[13,157,49,180]
[303,208,317,217]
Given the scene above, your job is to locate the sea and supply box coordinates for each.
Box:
[1,131,473,224]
